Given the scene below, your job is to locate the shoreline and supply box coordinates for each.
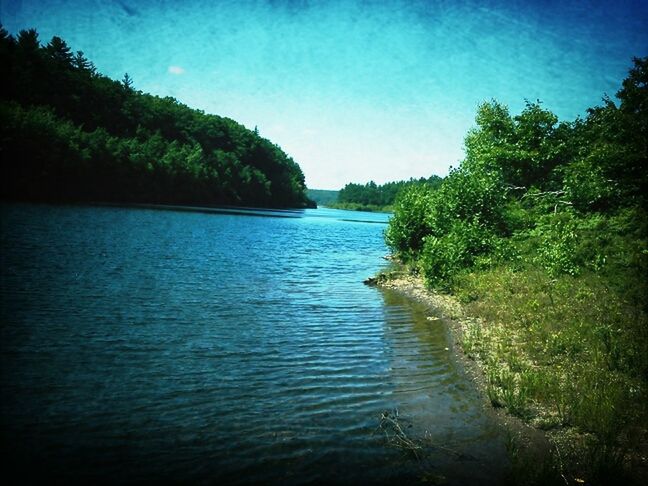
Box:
[373,271,493,401]
[372,270,560,481]
[373,268,648,485]
[1,200,308,218]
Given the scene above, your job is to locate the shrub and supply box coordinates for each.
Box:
[385,183,436,259]
[420,220,497,288]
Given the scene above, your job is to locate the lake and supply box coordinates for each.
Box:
[0,203,508,485]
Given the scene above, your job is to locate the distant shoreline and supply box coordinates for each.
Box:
[323,202,393,213]
[1,200,308,218]
[96,202,307,217]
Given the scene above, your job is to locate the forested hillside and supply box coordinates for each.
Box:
[306,189,339,206]
[386,57,647,483]
[0,27,313,208]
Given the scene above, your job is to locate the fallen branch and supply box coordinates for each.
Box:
[376,409,473,462]
[377,409,423,460]
[522,190,566,199]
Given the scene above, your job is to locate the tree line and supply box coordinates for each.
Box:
[330,176,443,211]
[0,27,314,208]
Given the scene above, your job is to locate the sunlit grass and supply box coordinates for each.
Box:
[455,267,647,484]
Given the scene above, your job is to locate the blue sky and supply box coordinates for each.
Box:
[2,0,647,189]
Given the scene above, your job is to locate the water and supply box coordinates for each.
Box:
[0,203,508,485]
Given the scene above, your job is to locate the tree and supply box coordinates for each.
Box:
[16,28,39,53]
[45,36,73,65]
[563,57,648,211]
[0,28,312,208]
[72,50,96,74]
[122,72,133,90]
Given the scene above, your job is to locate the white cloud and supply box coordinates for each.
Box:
[168,65,185,75]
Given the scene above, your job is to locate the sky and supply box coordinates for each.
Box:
[1,0,647,189]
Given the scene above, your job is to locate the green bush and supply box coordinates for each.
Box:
[385,183,436,259]
[420,220,497,288]
[530,211,580,277]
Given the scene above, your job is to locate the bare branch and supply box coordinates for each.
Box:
[522,190,566,199]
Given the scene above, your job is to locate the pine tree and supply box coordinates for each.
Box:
[46,36,73,65]
[122,72,133,90]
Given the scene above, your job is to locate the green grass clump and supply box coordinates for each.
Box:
[456,267,647,484]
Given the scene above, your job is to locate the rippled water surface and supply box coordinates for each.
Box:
[1,203,508,484]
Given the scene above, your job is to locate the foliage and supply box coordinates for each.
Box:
[420,220,499,288]
[332,176,442,212]
[384,182,437,258]
[0,26,314,208]
[388,56,648,287]
[386,56,648,483]
[307,188,339,206]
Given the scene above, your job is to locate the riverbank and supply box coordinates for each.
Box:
[372,266,648,485]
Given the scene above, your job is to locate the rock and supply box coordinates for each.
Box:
[363,276,378,286]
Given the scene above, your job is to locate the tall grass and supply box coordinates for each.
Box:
[456,267,647,484]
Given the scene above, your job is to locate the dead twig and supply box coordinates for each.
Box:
[378,409,423,460]
[376,409,476,463]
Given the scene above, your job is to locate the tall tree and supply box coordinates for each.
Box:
[45,36,72,66]
[72,50,96,74]
[122,72,133,90]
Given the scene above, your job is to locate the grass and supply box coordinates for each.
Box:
[454,267,648,484]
